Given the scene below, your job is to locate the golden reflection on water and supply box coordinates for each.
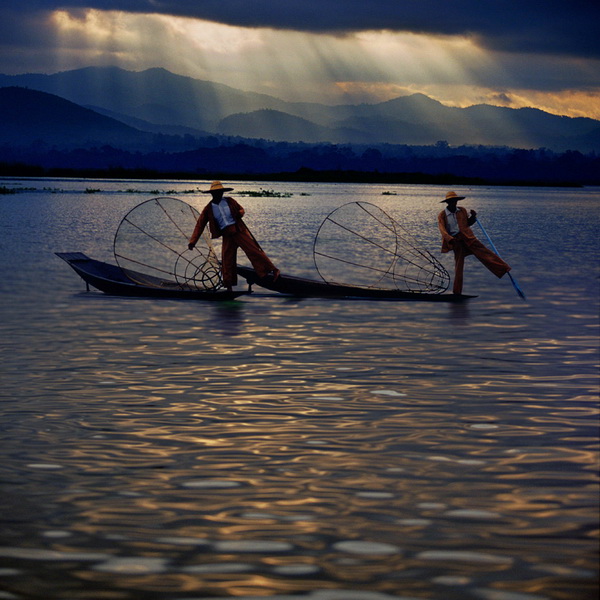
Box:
[1,183,598,599]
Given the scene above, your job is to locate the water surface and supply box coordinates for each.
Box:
[0,179,598,600]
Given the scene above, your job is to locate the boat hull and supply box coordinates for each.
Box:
[237,266,475,302]
[57,253,245,300]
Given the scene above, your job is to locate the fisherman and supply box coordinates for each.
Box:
[188,181,279,291]
[438,191,511,295]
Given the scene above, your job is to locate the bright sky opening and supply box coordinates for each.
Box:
[1,3,598,119]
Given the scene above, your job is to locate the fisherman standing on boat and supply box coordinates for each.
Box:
[438,191,511,295]
[188,181,279,291]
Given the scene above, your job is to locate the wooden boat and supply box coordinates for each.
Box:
[237,266,475,302]
[57,252,245,300]
[57,200,475,304]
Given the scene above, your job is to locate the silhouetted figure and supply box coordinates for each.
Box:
[438,191,510,294]
[188,181,279,291]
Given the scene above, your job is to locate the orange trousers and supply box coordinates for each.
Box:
[221,225,276,287]
[451,235,511,294]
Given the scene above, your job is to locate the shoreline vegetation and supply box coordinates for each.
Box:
[0,164,590,189]
[0,184,302,197]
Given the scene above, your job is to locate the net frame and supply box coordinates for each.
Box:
[313,201,450,294]
[113,197,223,292]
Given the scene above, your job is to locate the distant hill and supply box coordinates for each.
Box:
[0,86,151,148]
[0,67,287,132]
[0,85,597,185]
[218,109,372,143]
[87,105,212,138]
[0,66,598,151]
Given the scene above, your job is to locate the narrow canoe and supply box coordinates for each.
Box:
[56,252,245,300]
[237,266,475,302]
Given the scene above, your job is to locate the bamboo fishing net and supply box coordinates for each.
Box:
[113,197,222,291]
[313,201,449,293]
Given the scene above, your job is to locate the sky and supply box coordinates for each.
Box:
[1,1,599,119]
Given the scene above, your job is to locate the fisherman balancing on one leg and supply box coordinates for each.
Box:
[437,191,511,295]
[188,181,280,292]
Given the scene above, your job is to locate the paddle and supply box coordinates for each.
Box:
[475,219,527,301]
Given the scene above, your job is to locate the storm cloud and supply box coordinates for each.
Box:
[0,1,598,119]
[3,0,600,58]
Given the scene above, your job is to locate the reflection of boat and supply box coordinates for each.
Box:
[57,253,245,300]
[237,266,475,302]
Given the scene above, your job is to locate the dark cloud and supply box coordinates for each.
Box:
[3,1,600,59]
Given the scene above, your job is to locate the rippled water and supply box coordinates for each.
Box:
[1,179,598,600]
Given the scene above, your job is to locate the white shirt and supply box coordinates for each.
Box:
[211,198,236,230]
[445,207,460,236]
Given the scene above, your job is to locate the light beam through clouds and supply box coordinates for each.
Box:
[1,5,599,119]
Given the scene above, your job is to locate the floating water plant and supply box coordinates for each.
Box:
[238,188,293,198]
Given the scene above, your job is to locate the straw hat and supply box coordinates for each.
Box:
[440,191,466,203]
[202,180,234,194]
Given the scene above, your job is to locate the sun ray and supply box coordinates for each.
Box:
[42,8,599,122]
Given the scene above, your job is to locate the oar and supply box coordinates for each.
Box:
[476,219,526,301]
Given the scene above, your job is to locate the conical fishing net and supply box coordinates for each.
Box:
[313,201,449,293]
[114,197,222,291]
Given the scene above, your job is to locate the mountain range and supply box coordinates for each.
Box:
[1,66,598,152]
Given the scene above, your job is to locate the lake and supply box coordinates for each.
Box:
[0,178,598,600]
